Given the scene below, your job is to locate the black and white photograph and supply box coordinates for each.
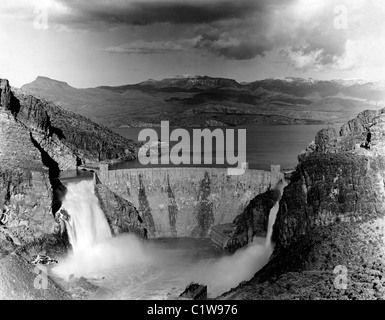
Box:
[1,0,385,307]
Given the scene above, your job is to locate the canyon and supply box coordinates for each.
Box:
[2,74,385,300]
[0,76,285,299]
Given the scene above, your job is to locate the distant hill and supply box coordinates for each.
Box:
[21,76,385,128]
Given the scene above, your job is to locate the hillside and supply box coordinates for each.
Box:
[1,77,139,170]
[22,76,385,128]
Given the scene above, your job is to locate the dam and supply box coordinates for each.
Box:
[53,165,286,299]
[92,164,284,238]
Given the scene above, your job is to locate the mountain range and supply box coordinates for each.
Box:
[21,76,385,128]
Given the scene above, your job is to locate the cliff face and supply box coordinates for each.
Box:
[1,80,59,255]
[12,88,138,169]
[1,79,11,110]
[274,154,385,250]
[94,183,146,238]
[227,189,281,250]
[0,169,59,257]
[222,108,385,300]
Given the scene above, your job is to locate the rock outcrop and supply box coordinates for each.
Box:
[94,183,146,238]
[222,108,385,300]
[0,169,60,255]
[227,189,281,250]
[0,79,11,111]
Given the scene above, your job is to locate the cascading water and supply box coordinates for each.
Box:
[52,180,155,288]
[52,178,288,299]
[61,180,112,253]
[265,178,287,249]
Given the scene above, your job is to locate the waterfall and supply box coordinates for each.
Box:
[264,201,279,249]
[265,178,287,249]
[61,180,112,254]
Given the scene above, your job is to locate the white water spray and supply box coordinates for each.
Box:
[53,181,156,282]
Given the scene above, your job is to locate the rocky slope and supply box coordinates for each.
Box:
[222,107,385,300]
[0,253,71,300]
[13,87,138,169]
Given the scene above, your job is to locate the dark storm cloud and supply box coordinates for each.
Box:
[49,0,352,65]
[52,0,291,60]
[55,0,264,26]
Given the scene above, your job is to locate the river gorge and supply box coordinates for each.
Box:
[2,75,385,301]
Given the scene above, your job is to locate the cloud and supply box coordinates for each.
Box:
[3,0,385,71]
[53,0,261,27]
[87,0,290,60]
[194,29,273,60]
[279,46,327,71]
[102,37,201,55]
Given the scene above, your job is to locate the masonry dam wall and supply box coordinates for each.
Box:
[96,165,284,238]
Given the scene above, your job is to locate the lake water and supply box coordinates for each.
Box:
[112,124,342,171]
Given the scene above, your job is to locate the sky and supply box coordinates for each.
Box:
[0,0,385,88]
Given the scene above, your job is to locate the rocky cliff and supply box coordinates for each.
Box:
[0,78,140,259]
[227,189,281,251]
[12,87,138,169]
[94,183,147,238]
[222,108,385,300]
